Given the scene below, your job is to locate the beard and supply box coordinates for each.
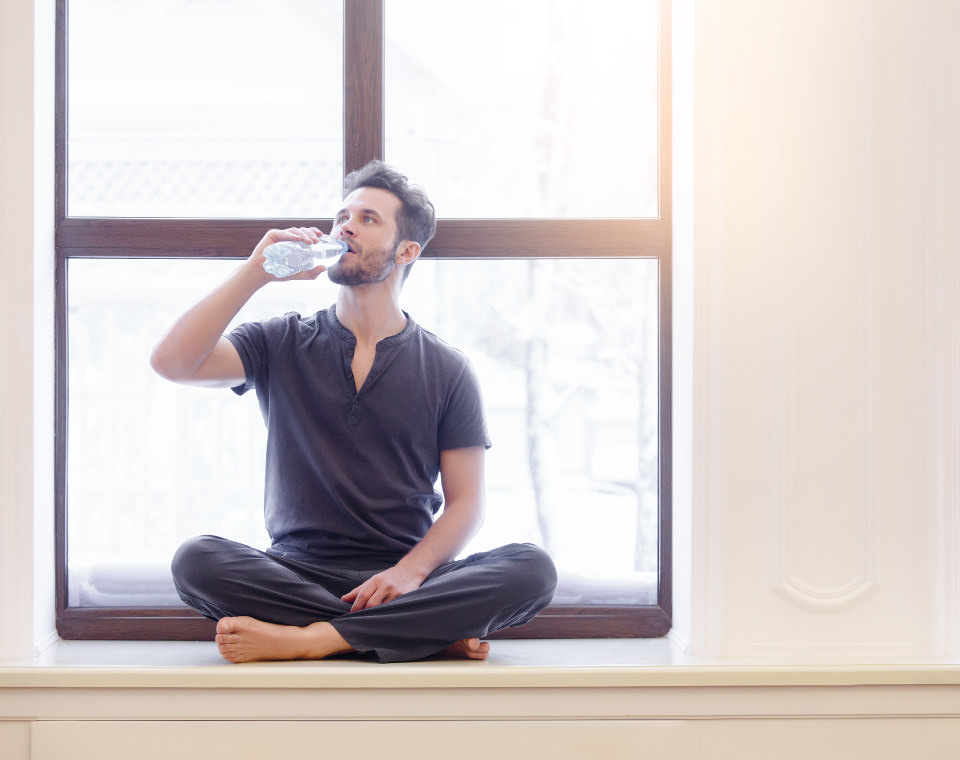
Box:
[327,238,399,286]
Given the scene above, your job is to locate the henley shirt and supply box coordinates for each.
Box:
[225,306,491,565]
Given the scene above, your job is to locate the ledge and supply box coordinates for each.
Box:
[3,639,960,722]
[3,638,960,689]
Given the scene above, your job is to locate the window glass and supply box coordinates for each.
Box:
[67,257,659,607]
[67,0,344,218]
[384,0,660,218]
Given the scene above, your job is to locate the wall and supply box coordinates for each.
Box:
[689,0,960,658]
[2,0,959,663]
[0,0,56,659]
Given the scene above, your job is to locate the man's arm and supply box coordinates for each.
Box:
[149,227,325,387]
[342,446,486,611]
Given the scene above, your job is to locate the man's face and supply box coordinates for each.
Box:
[327,187,404,287]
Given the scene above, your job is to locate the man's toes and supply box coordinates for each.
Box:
[217,615,251,634]
[468,642,490,660]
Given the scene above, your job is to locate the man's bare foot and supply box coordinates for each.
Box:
[439,637,491,660]
[215,616,353,664]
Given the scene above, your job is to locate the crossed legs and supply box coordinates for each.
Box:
[172,536,556,664]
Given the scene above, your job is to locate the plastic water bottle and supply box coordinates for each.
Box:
[262,236,348,278]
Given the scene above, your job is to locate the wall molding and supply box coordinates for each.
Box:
[771,0,879,617]
[925,0,960,658]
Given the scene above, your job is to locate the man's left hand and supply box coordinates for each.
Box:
[341,566,422,612]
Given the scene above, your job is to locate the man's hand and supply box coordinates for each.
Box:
[252,226,329,282]
[339,448,486,614]
[341,565,424,612]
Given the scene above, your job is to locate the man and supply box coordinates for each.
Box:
[150,161,557,663]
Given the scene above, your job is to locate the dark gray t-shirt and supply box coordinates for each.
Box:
[225,306,491,565]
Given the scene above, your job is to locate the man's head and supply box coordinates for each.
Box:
[342,161,436,251]
[338,161,436,283]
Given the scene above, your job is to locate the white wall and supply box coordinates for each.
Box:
[2,0,959,662]
[0,0,56,658]
[689,0,960,658]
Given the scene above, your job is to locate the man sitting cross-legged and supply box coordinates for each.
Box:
[152,161,557,663]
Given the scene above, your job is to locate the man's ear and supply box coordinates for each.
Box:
[396,240,421,265]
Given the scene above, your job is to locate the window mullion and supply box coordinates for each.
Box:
[344,0,384,173]
[429,219,670,260]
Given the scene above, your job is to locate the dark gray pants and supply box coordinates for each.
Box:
[171,535,557,662]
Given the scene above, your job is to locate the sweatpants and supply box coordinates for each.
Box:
[171,535,558,662]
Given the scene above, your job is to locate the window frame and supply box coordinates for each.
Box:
[54,0,672,640]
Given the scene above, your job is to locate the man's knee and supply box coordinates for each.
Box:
[170,534,229,593]
[522,542,559,600]
[496,542,558,603]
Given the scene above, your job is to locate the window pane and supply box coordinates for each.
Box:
[67,258,658,607]
[66,259,338,606]
[385,0,660,219]
[67,0,343,218]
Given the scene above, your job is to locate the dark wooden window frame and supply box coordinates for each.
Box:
[54,0,672,640]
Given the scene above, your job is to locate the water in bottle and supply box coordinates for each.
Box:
[262,236,348,278]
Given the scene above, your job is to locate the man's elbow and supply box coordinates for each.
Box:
[149,342,187,382]
[150,341,242,388]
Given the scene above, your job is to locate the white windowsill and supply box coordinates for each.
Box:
[3,639,960,724]
[3,637,960,689]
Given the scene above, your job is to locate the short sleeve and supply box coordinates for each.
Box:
[438,358,492,452]
[224,321,266,395]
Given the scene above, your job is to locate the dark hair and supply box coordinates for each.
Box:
[342,160,437,252]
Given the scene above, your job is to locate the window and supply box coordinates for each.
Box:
[56,0,671,640]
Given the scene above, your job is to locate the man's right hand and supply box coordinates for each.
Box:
[252,226,330,282]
